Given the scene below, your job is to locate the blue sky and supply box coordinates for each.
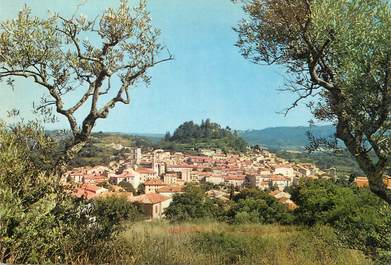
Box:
[0,0,314,134]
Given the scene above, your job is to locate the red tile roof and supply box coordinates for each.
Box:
[225,175,245,180]
[144,179,166,186]
[157,185,184,193]
[136,168,155,174]
[130,193,170,204]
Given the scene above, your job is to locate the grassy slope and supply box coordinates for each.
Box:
[88,222,371,265]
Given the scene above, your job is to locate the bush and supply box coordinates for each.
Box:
[225,188,295,224]
[118,181,136,194]
[291,179,391,263]
[165,184,222,222]
[0,121,141,263]
[92,196,143,238]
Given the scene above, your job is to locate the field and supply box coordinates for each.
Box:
[84,221,372,265]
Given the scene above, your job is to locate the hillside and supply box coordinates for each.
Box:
[239,125,335,150]
[68,132,156,167]
[159,119,248,153]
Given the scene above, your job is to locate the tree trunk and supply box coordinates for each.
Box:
[54,137,88,177]
[367,171,391,205]
[336,121,391,205]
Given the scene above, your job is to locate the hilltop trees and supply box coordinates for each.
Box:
[235,0,391,204]
[162,119,248,152]
[0,0,172,173]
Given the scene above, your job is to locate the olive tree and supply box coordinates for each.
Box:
[235,0,391,204]
[0,0,172,173]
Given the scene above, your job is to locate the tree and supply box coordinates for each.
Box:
[235,0,391,204]
[92,196,143,239]
[137,183,145,195]
[0,120,145,263]
[165,184,221,222]
[226,188,294,224]
[290,179,391,262]
[0,0,172,174]
[118,181,136,194]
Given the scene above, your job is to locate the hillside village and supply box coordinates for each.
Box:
[64,146,340,219]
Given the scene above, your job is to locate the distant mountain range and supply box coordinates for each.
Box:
[238,125,336,150]
[131,125,336,151]
[48,125,336,151]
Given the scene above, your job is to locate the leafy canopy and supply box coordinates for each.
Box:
[236,0,391,203]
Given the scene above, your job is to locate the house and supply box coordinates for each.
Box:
[100,192,133,200]
[270,175,291,190]
[86,165,109,176]
[269,190,297,210]
[130,193,172,219]
[136,167,157,182]
[157,185,184,197]
[65,169,86,183]
[74,184,108,200]
[110,172,140,188]
[163,173,179,184]
[354,176,369,187]
[205,189,229,201]
[83,174,107,184]
[203,175,225,185]
[166,165,193,182]
[269,190,291,200]
[245,175,261,188]
[144,179,167,194]
[355,176,391,189]
[272,165,295,180]
[224,175,246,187]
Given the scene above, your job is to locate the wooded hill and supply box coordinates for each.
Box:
[160,119,248,153]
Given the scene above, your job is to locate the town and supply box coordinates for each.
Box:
[64,146,338,219]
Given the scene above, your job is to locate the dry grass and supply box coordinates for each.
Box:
[80,221,372,265]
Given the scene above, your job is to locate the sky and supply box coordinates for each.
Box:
[0,0,314,134]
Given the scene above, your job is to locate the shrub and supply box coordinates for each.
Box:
[165,184,222,222]
[291,179,391,263]
[225,188,295,224]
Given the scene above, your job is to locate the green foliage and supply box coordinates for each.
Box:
[226,189,294,224]
[92,196,143,238]
[118,181,136,194]
[160,119,248,153]
[165,184,222,222]
[236,0,391,203]
[0,121,141,263]
[291,180,391,263]
[137,183,145,195]
[0,122,82,263]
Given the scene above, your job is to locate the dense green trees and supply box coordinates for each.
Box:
[165,181,391,263]
[161,119,248,153]
[165,184,222,222]
[165,185,293,225]
[290,180,391,263]
[226,189,294,224]
[92,196,143,239]
[0,121,142,263]
[118,181,136,194]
